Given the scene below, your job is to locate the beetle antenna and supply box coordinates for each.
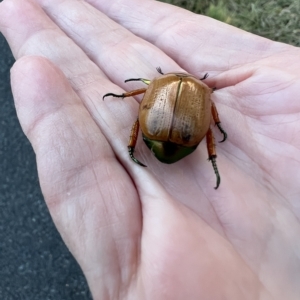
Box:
[156,67,164,75]
[210,156,220,189]
[200,73,209,80]
[216,123,227,143]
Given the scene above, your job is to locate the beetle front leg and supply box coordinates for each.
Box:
[211,101,227,143]
[103,88,147,100]
[128,119,147,167]
[206,127,220,189]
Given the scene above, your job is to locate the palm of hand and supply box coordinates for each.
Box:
[1,0,300,299]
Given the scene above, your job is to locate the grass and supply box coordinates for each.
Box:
[158,0,300,46]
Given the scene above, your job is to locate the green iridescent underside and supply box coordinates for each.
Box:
[142,135,198,164]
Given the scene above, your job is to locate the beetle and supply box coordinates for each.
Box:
[103,67,227,189]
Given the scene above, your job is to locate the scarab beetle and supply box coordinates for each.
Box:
[103,67,227,189]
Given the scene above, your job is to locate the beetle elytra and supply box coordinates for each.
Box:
[103,67,227,189]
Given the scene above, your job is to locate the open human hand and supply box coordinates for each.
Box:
[1,0,300,299]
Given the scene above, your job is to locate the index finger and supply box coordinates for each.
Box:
[90,0,285,76]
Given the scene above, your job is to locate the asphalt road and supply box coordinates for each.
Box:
[0,32,92,300]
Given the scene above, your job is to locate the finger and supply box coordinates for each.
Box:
[89,0,288,85]
[0,0,155,169]
[0,0,105,79]
[28,0,183,84]
[11,55,142,297]
[0,0,183,149]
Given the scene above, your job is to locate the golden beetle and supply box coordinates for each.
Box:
[103,68,227,189]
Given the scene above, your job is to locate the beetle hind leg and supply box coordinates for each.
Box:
[206,128,221,189]
[128,119,147,167]
[211,101,227,143]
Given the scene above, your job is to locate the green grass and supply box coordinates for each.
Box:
[158,0,300,46]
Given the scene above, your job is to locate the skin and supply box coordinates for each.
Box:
[1,0,300,299]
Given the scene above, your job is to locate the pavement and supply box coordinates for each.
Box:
[0,32,92,300]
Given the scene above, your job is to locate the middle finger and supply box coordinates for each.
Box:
[1,0,183,146]
[32,0,182,86]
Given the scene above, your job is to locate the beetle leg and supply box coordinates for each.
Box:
[211,101,227,143]
[206,128,220,189]
[156,67,164,75]
[125,78,151,85]
[128,119,147,167]
[200,73,209,80]
[103,88,147,100]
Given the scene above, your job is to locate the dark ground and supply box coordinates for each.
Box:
[0,32,92,300]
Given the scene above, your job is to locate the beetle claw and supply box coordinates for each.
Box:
[103,92,124,100]
[214,178,220,189]
[125,78,142,83]
[128,147,147,167]
[200,73,209,81]
[216,123,227,143]
[125,78,151,85]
